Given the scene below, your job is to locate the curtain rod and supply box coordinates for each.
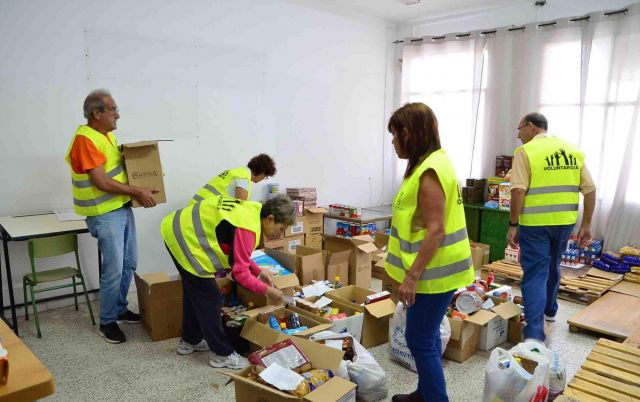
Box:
[393,6,630,44]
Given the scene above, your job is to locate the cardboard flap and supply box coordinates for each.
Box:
[588,267,623,280]
[290,336,345,372]
[265,248,297,272]
[139,272,171,285]
[240,319,286,347]
[364,299,396,318]
[353,234,375,243]
[122,140,160,148]
[273,273,300,289]
[374,254,387,269]
[491,301,522,319]
[305,207,327,214]
[449,318,462,341]
[465,309,498,326]
[297,323,334,336]
[327,249,351,265]
[304,376,356,402]
[296,246,323,257]
[356,242,378,253]
[217,369,299,400]
[374,233,390,249]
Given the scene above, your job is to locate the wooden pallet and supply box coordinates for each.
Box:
[481,261,622,305]
[563,338,640,401]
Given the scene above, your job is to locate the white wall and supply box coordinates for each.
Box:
[0,0,396,309]
[398,0,640,38]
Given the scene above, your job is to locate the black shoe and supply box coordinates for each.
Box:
[392,391,424,402]
[99,323,126,344]
[117,310,141,324]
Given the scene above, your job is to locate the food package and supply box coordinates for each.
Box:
[291,369,334,397]
[248,338,312,373]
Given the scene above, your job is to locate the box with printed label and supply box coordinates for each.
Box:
[304,207,327,235]
[121,141,168,208]
[264,234,306,254]
[286,215,306,238]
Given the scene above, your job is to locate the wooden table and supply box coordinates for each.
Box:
[0,319,55,401]
[0,213,89,335]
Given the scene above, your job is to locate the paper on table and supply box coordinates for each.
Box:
[313,296,333,309]
[324,339,344,350]
[52,208,85,222]
[302,281,332,298]
[258,362,305,391]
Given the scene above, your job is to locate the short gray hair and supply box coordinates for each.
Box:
[83,89,112,120]
[523,112,548,130]
[261,195,296,226]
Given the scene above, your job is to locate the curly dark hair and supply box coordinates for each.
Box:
[247,154,277,177]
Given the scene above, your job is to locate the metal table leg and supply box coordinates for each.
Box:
[2,236,18,335]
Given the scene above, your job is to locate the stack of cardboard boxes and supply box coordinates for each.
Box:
[265,207,326,253]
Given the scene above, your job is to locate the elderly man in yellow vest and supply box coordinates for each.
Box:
[191,154,277,204]
[65,89,158,344]
[507,112,596,344]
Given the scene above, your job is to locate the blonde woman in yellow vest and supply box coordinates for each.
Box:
[191,154,277,204]
[508,112,596,344]
[65,90,159,344]
[161,195,295,370]
[386,103,473,402]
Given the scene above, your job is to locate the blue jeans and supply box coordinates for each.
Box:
[86,206,137,325]
[519,224,574,341]
[405,291,454,402]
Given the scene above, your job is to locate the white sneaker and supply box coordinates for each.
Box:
[544,314,556,322]
[177,338,209,355]
[209,351,249,369]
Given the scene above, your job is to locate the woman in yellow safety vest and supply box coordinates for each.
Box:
[161,194,295,370]
[385,103,474,402]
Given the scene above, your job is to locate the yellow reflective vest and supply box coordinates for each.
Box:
[517,137,583,226]
[385,149,474,294]
[65,125,131,216]
[191,167,252,204]
[161,196,262,277]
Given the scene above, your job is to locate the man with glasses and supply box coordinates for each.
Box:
[507,112,596,344]
[65,89,158,343]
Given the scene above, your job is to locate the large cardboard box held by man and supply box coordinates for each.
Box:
[323,235,377,289]
[121,141,167,207]
[324,285,396,348]
[220,335,357,402]
[235,249,300,307]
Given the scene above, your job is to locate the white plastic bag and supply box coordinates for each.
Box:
[512,342,565,400]
[483,345,550,402]
[388,302,450,372]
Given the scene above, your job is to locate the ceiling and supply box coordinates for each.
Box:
[311,0,532,24]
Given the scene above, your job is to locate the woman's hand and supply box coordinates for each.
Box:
[398,274,418,308]
[258,269,275,286]
[266,287,284,305]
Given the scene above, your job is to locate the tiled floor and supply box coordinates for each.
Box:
[19,278,601,401]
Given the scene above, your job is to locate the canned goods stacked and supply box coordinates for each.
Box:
[328,204,362,218]
[335,221,377,237]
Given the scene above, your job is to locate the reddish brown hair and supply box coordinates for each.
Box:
[388,103,441,178]
[247,154,277,177]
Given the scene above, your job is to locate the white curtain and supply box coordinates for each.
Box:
[398,5,640,249]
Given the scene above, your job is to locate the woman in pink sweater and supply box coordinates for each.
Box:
[161,195,296,370]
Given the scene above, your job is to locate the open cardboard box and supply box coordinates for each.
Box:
[294,246,326,285]
[289,296,364,341]
[323,235,377,289]
[304,207,327,236]
[470,242,490,271]
[265,234,306,254]
[372,251,387,279]
[324,285,396,348]
[121,140,168,208]
[134,271,182,341]
[236,249,300,308]
[465,300,521,351]
[219,335,356,402]
[241,306,333,347]
[324,249,350,286]
[444,317,481,363]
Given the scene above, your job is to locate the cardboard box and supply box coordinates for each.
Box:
[264,234,305,254]
[306,233,323,250]
[323,235,377,289]
[236,249,300,307]
[121,141,167,208]
[324,285,396,348]
[371,251,387,279]
[465,301,522,351]
[294,246,326,285]
[134,272,182,341]
[241,306,333,343]
[286,215,306,238]
[444,318,481,363]
[325,249,350,286]
[470,242,490,270]
[381,268,400,303]
[290,296,364,342]
[304,207,326,235]
[221,335,357,402]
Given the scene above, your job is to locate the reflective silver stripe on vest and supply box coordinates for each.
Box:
[172,209,208,276]
[521,204,579,214]
[390,226,469,253]
[204,184,221,196]
[191,203,225,273]
[73,192,117,207]
[386,252,471,280]
[192,194,204,202]
[527,185,579,196]
[72,164,125,188]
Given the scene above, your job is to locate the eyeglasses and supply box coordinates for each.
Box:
[516,123,529,131]
[99,106,119,114]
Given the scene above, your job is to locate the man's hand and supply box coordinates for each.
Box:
[266,287,284,305]
[134,187,159,208]
[576,225,593,247]
[507,226,519,248]
[258,269,275,286]
[398,273,418,308]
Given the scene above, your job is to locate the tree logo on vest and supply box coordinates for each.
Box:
[544,148,578,171]
[218,170,229,179]
[394,191,405,211]
[216,196,241,211]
